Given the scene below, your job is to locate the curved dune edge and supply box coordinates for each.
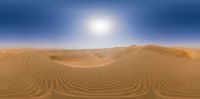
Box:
[0,46,200,99]
[45,45,200,68]
[53,60,115,68]
[42,45,140,68]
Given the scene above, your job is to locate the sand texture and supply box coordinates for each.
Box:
[0,45,200,99]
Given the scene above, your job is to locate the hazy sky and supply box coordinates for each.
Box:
[0,0,200,48]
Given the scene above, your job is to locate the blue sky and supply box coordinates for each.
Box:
[0,0,200,48]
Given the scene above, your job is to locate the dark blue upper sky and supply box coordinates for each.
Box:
[0,0,200,48]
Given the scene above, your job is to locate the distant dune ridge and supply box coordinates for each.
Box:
[0,45,200,99]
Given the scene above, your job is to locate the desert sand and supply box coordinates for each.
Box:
[0,45,200,99]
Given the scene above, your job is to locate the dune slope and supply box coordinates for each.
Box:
[0,47,200,99]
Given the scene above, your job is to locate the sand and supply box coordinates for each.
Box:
[0,45,200,99]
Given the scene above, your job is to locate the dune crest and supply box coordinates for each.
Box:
[0,46,200,99]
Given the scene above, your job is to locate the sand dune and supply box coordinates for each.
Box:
[0,46,200,99]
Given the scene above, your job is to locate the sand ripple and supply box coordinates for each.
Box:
[0,48,200,99]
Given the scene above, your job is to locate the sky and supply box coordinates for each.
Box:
[0,0,200,48]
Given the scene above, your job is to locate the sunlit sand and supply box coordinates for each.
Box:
[0,45,200,99]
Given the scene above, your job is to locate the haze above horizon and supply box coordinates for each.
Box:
[0,0,200,49]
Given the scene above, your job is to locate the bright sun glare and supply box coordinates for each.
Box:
[86,16,114,36]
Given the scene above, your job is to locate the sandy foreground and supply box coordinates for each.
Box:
[0,45,200,99]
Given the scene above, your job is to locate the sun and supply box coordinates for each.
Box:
[86,16,114,36]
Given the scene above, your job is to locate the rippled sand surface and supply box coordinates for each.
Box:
[0,45,200,99]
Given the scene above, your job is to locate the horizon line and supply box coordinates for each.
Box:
[0,44,199,50]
